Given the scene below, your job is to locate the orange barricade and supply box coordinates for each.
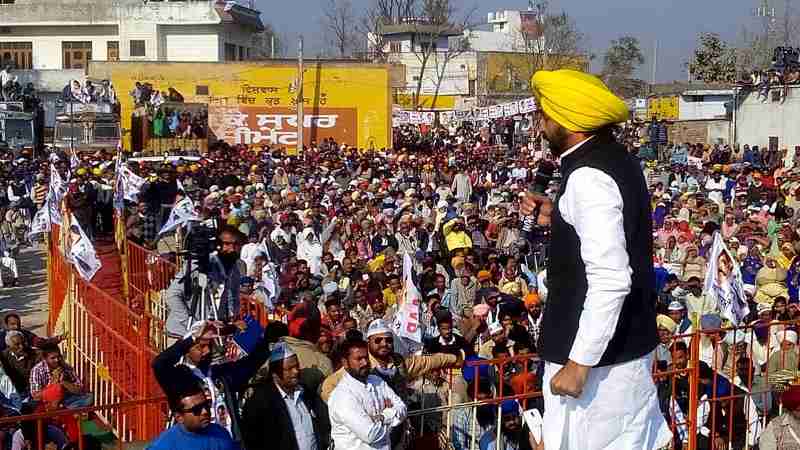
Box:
[47,223,69,335]
[45,222,800,449]
[0,397,167,450]
[125,241,176,351]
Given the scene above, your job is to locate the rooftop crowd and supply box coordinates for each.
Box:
[4,112,800,449]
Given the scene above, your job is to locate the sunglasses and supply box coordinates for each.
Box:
[181,400,212,415]
[372,336,392,344]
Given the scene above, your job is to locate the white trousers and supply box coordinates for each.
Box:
[542,351,673,450]
[0,255,18,286]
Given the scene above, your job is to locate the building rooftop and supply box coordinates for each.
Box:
[378,22,462,37]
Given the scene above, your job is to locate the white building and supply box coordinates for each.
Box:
[678,89,732,121]
[0,0,264,70]
[734,85,800,149]
[373,9,542,109]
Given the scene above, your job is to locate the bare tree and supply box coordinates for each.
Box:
[401,0,475,108]
[359,0,417,62]
[322,0,358,57]
[513,1,589,79]
[250,24,285,59]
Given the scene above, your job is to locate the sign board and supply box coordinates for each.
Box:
[208,107,357,147]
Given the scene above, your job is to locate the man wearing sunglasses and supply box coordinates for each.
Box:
[150,380,238,450]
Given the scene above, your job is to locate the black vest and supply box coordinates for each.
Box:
[541,136,658,367]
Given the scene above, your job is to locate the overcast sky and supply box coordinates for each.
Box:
[259,0,773,82]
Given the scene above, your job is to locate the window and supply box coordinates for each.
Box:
[238,46,246,60]
[224,43,237,61]
[129,40,146,57]
[0,42,32,69]
[62,41,92,69]
[195,85,209,95]
[468,79,476,96]
[389,41,402,53]
[0,0,15,4]
[106,41,119,61]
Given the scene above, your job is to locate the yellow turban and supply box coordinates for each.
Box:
[656,314,677,334]
[531,69,629,132]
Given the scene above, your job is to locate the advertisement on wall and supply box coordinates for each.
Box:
[208,107,358,147]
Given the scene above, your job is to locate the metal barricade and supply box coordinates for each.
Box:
[0,397,168,450]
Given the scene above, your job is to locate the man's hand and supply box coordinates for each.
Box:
[520,192,554,227]
[550,360,591,398]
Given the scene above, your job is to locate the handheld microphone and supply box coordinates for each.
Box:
[522,161,555,234]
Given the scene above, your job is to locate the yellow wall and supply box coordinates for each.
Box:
[396,94,457,110]
[88,61,392,150]
[483,52,589,94]
[647,95,679,121]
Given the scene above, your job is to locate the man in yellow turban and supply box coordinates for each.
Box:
[522,69,672,450]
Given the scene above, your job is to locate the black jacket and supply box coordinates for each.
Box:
[541,136,658,367]
[240,380,330,450]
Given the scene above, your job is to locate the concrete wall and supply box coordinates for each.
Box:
[668,119,731,145]
[679,94,730,121]
[735,86,800,148]
[389,51,472,96]
[88,61,393,150]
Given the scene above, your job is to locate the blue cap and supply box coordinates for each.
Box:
[500,399,519,416]
[269,341,296,363]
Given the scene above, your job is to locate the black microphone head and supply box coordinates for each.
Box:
[531,161,555,194]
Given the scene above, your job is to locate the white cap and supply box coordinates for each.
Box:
[780,330,798,345]
[366,319,392,338]
[488,321,504,335]
[323,282,338,295]
[437,200,448,210]
[667,301,685,311]
[757,303,772,314]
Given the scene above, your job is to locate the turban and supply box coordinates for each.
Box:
[782,385,800,410]
[510,372,536,396]
[656,314,677,334]
[473,304,491,318]
[477,270,492,282]
[531,69,629,132]
[524,292,540,307]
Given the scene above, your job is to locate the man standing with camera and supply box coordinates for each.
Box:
[165,224,246,341]
[521,70,671,450]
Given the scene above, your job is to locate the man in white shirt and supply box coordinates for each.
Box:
[328,339,407,450]
[523,69,671,450]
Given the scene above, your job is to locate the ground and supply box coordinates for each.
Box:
[0,245,49,336]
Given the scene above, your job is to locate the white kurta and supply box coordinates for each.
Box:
[542,138,672,450]
[328,371,407,450]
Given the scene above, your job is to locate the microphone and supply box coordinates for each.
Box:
[530,161,555,195]
[522,161,555,234]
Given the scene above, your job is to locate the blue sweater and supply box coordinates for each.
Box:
[149,424,239,450]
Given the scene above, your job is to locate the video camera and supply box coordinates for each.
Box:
[773,46,800,71]
[183,224,217,274]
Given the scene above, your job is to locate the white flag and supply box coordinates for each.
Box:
[47,165,65,225]
[119,166,145,202]
[393,253,422,343]
[704,232,749,326]
[176,178,185,194]
[28,205,51,238]
[67,215,102,281]
[158,196,200,236]
[69,151,80,170]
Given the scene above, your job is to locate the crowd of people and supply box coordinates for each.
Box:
[4,92,800,449]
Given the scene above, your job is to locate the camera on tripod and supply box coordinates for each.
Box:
[773,46,800,71]
[184,224,217,274]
